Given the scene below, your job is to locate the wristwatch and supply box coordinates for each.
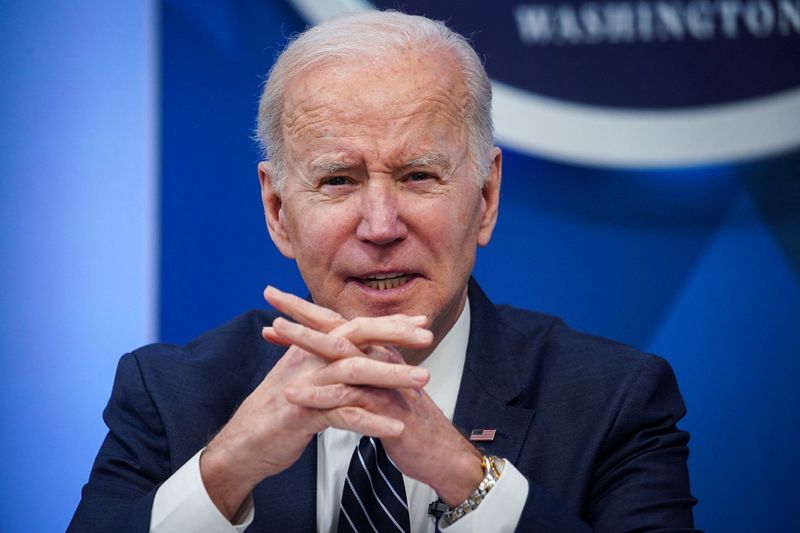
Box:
[441,455,505,526]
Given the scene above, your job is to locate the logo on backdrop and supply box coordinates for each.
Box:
[514,1,800,45]
[289,0,800,167]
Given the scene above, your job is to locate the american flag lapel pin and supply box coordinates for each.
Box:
[469,428,497,442]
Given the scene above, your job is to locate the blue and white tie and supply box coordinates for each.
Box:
[338,436,411,533]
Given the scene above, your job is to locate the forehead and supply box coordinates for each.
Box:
[281,50,470,167]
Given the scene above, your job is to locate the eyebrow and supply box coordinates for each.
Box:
[308,151,453,175]
[400,152,452,171]
[309,158,353,175]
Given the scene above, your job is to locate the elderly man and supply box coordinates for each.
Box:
[70,10,696,533]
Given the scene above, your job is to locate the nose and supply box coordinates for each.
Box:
[355,179,408,246]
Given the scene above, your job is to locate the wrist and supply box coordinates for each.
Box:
[200,444,258,521]
[441,455,505,526]
[433,449,484,507]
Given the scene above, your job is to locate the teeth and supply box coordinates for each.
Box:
[363,274,409,290]
[370,272,402,280]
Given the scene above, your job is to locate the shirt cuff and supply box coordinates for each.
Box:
[439,458,529,533]
[150,448,255,533]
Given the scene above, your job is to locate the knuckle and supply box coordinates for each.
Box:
[331,335,349,356]
[343,407,363,426]
[298,325,312,341]
[284,347,306,366]
[342,358,360,381]
[333,384,348,402]
[278,403,303,425]
[304,387,319,402]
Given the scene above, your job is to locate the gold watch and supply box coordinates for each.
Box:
[441,456,504,526]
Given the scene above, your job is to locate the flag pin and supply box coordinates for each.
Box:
[470,428,497,442]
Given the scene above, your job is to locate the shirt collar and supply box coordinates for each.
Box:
[418,298,471,421]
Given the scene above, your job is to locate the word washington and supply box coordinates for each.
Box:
[514,0,800,44]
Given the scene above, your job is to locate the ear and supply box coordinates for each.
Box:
[477,147,502,247]
[258,161,295,259]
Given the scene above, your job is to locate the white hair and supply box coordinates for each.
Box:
[256,10,494,194]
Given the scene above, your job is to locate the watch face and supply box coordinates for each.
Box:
[490,456,505,476]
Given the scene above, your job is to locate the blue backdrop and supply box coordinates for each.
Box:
[1,1,798,531]
[158,2,800,531]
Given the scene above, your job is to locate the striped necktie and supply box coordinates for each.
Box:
[338,436,411,533]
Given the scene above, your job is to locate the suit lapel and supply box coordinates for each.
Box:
[452,279,536,464]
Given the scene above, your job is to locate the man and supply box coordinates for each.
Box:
[70,10,697,532]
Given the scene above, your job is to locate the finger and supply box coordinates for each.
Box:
[264,285,346,333]
[284,383,403,410]
[331,316,433,349]
[322,407,404,438]
[409,314,429,327]
[285,383,361,409]
[365,345,405,364]
[314,356,429,388]
[366,313,429,326]
[272,317,366,361]
[262,326,292,347]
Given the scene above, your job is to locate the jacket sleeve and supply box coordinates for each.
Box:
[68,353,171,532]
[516,356,698,532]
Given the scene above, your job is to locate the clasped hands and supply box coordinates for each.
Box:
[201,286,483,520]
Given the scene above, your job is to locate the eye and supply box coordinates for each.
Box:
[321,176,350,187]
[406,171,433,182]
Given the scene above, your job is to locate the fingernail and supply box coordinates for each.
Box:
[277,317,299,330]
[410,367,429,383]
[410,315,428,325]
[390,420,405,434]
[413,328,433,342]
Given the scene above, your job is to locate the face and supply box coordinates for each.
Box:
[259,50,501,361]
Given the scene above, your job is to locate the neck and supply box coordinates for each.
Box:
[400,287,468,366]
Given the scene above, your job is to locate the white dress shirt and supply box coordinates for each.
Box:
[151,300,529,532]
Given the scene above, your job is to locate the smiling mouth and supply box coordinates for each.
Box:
[360,272,412,291]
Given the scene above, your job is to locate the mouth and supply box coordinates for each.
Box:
[357,272,414,291]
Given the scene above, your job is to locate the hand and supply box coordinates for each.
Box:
[284,373,484,505]
[200,287,433,519]
[271,293,484,507]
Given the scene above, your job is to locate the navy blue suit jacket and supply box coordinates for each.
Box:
[70,280,697,531]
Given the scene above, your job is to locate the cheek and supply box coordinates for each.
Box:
[409,197,478,259]
[427,193,482,242]
[460,192,484,237]
[287,205,351,265]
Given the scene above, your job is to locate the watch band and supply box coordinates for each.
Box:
[441,455,505,526]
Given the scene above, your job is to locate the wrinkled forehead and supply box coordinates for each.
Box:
[281,50,470,146]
